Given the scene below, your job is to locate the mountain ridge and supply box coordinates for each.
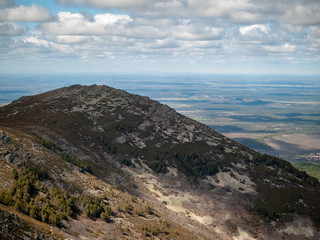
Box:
[0,84,319,239]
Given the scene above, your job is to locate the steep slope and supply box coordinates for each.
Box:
[0,84,319,240]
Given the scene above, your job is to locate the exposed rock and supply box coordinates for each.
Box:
[0,210,51,240]
[0,132,11,145]
[5,152,14,163]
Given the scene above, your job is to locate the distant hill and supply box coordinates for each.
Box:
[0,85,319,239]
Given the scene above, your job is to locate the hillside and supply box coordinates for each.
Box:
[0,84,319,239]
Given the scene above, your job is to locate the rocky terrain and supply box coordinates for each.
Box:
[0,84,319,239]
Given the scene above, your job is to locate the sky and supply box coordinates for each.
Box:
[0,0,320,75]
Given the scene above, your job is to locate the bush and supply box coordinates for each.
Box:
[36,136,62,152]
[61,153,93,173]
[256,206,278,221]
[145,203,154,215]
[121,158,133,167]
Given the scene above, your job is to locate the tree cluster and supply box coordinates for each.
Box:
[255,154,319,185]
[61,153,92,173]
[0,167,116,227]
[0,168,74,226]
[79,195,113,222]
[174,152,220,177]
[98,135,118,154]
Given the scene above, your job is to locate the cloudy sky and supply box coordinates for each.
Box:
[0,0,320,74]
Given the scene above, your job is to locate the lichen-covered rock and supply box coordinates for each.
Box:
[0,210,51,240]
[0,132,11,145]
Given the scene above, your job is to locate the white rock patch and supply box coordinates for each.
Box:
[233,227,256,240]
[278,221,314,238]
[207,170,256,194]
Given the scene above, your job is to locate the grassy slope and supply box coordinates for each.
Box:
[292,162,320,181]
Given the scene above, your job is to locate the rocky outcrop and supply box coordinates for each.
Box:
[0,210,51,239]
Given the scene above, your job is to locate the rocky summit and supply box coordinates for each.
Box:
[0,84,319,240]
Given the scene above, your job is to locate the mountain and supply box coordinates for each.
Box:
[0,84,319,240]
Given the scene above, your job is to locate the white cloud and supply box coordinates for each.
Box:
[1,0,320,74]
[24,37,50,48]
[0,22,23,36]
[41,11,169,40]
[0,4,52,22]
[284,3,320,25]
[55,35,92,44]
[23,36,74,54]
[237,24,274,45]
[55,0,320,26]
[41,12,132,35]
[239,24,268,35]
[0,0,15,7]
[57,0,148,9]
[173,21,222,40]
[188,0,253,18]
[264,43,296,53]
[150,38,179,49]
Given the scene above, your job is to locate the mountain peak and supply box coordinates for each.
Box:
[0,85,319,239]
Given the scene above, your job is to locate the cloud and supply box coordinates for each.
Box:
[0,22,23,36]
[284,2,320,25]
[24,37,51,48]
[55,35,92,44]
[0,4,52,22]
[41,12,132,35]
[150,38,179,49]
[240,24,268,35]
[0,0,15,7]
[23,36,75,54]
[57,0,148,9]
[55,0,320,26]
[1,0,319,74]
[41,11,169,40]
[172,20,222,40]
[264,43,296,53]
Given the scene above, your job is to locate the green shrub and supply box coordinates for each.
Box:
[61,153,93,173]
[256,206,278,221]
[36,136,62,152]
[121,158,133,167]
